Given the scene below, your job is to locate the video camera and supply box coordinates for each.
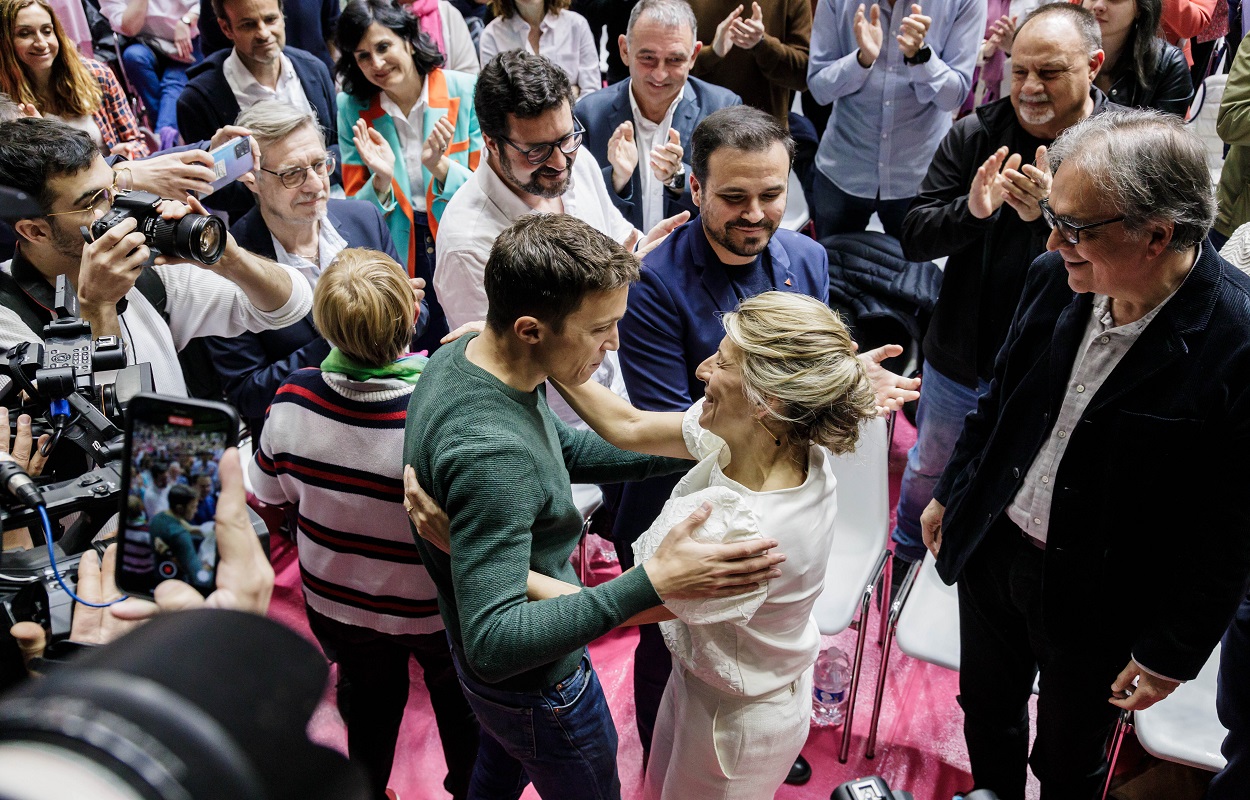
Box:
[0,267,152,681]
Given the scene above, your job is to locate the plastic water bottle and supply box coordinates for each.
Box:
[812,645,851,726]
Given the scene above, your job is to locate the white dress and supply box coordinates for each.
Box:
[634,400,840,800]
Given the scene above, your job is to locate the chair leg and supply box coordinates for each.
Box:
[865,612,898,759]
[1101,709,1133,800]
[840,550,888,763]
[577,517,591,585]
[877,553,892,646]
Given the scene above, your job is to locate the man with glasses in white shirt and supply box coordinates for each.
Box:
[435,51,685,509]
[200,101,425,436]
[0,116,311,398]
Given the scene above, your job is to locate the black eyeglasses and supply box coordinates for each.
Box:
[260,154,337,189]
[1038,198,1124,245]
[497,121,585,165]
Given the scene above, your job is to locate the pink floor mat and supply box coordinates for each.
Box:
[266,416,1043,800]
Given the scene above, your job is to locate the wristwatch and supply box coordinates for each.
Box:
[664,166,686,192]
[904,45,932,66]
[180,13,194,25]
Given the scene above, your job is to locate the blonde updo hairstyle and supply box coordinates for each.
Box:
[312,248,415,367]
[721,292,878,455]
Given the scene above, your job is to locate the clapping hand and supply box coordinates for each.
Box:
[998,145,1051,223]
[968,145,1018,219]
[607,120,639,194]
[352,118,396,197]
[897,4,931,59]
[985,14,1016,58]
[712,4,744,57]
[650,129,684,186]
[729,2,765,50]
[421,114,455,185]
[854,4,884,67]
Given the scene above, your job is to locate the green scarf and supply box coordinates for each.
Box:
[320,348,428,385]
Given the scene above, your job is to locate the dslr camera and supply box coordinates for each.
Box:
[90,190,226,264]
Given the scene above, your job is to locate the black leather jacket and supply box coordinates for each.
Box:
[1105,38,1194,116]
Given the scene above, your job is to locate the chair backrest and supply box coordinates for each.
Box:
[896,553,961,672]
[1135,645,1228,772]
[811,415,890,634]
[781,169,810,232]
[1188,71,1229,188]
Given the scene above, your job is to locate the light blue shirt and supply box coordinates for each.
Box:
[808,0,984,200]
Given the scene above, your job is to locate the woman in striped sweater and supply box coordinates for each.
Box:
[249,248,477,800]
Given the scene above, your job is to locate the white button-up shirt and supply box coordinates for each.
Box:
[270,214,349,287]
[380,84,432,213]
[478,10,601,97]
[223,50,313,119]
[628,83,686,231]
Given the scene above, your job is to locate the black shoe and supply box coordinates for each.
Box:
[785,755,811,786]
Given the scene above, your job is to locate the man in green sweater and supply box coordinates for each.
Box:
[404,213,785,799]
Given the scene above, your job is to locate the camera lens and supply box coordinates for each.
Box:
[148,213,227,264]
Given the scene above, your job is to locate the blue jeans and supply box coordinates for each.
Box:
[812,169,914,240]
[892,361,990,562]
[122,41,199,131]
[452,649,621,800]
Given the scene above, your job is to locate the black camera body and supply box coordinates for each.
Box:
[89,190,226,265]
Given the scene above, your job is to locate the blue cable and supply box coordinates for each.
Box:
[40,505,129,609]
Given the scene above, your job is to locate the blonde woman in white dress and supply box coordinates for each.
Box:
[405,291,879,798]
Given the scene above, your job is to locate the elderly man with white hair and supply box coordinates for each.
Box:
[922,107,1250,800]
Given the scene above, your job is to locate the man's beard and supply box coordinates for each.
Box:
[706,217,777,258]
[499,152,574,199]
[48,217,87,260]
[1017,93,1056,126]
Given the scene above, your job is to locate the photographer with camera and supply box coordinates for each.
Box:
[0,116,312,396]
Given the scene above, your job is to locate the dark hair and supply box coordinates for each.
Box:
[0,117,99,214]
[485,214,639,334]
[334,0,444,99]
[1112,0,1163,91]
[476,51,574,143]
[488,0,568,19]
[691,106,794,184]
[1017,3,1103,58]
[211,0,284,22]
[168,484,198,514]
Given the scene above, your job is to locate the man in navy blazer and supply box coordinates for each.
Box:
[176,0,339,220]
[923,111,1250,799]
[201,102,423,436]
[615,106,917,774]
[576,0,740,231]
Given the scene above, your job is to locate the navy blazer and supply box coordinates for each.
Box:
[612,219,830,546]
[934,245,1250,681]
[576,77,741,229]
[201,199,413,435]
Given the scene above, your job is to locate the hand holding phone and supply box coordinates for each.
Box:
[199,136,255,199]
[116,394,239,599]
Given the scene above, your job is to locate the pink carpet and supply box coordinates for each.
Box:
[266,417,1044,800]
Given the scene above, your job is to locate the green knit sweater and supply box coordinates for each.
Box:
[404,334,690,690]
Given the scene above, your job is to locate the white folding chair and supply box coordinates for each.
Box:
[1102,645,1227,798]
[865,552,1039,758]
[811,414,892,762]
[781,170,811,232]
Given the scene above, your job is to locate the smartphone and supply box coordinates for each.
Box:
[115,393,239,599]
[201,135,255,198]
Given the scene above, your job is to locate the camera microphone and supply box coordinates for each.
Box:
[0,451,43,509]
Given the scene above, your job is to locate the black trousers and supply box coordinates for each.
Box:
[1209,590,1250,799]
[957,516,1127,800]
[306,607,480,800]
